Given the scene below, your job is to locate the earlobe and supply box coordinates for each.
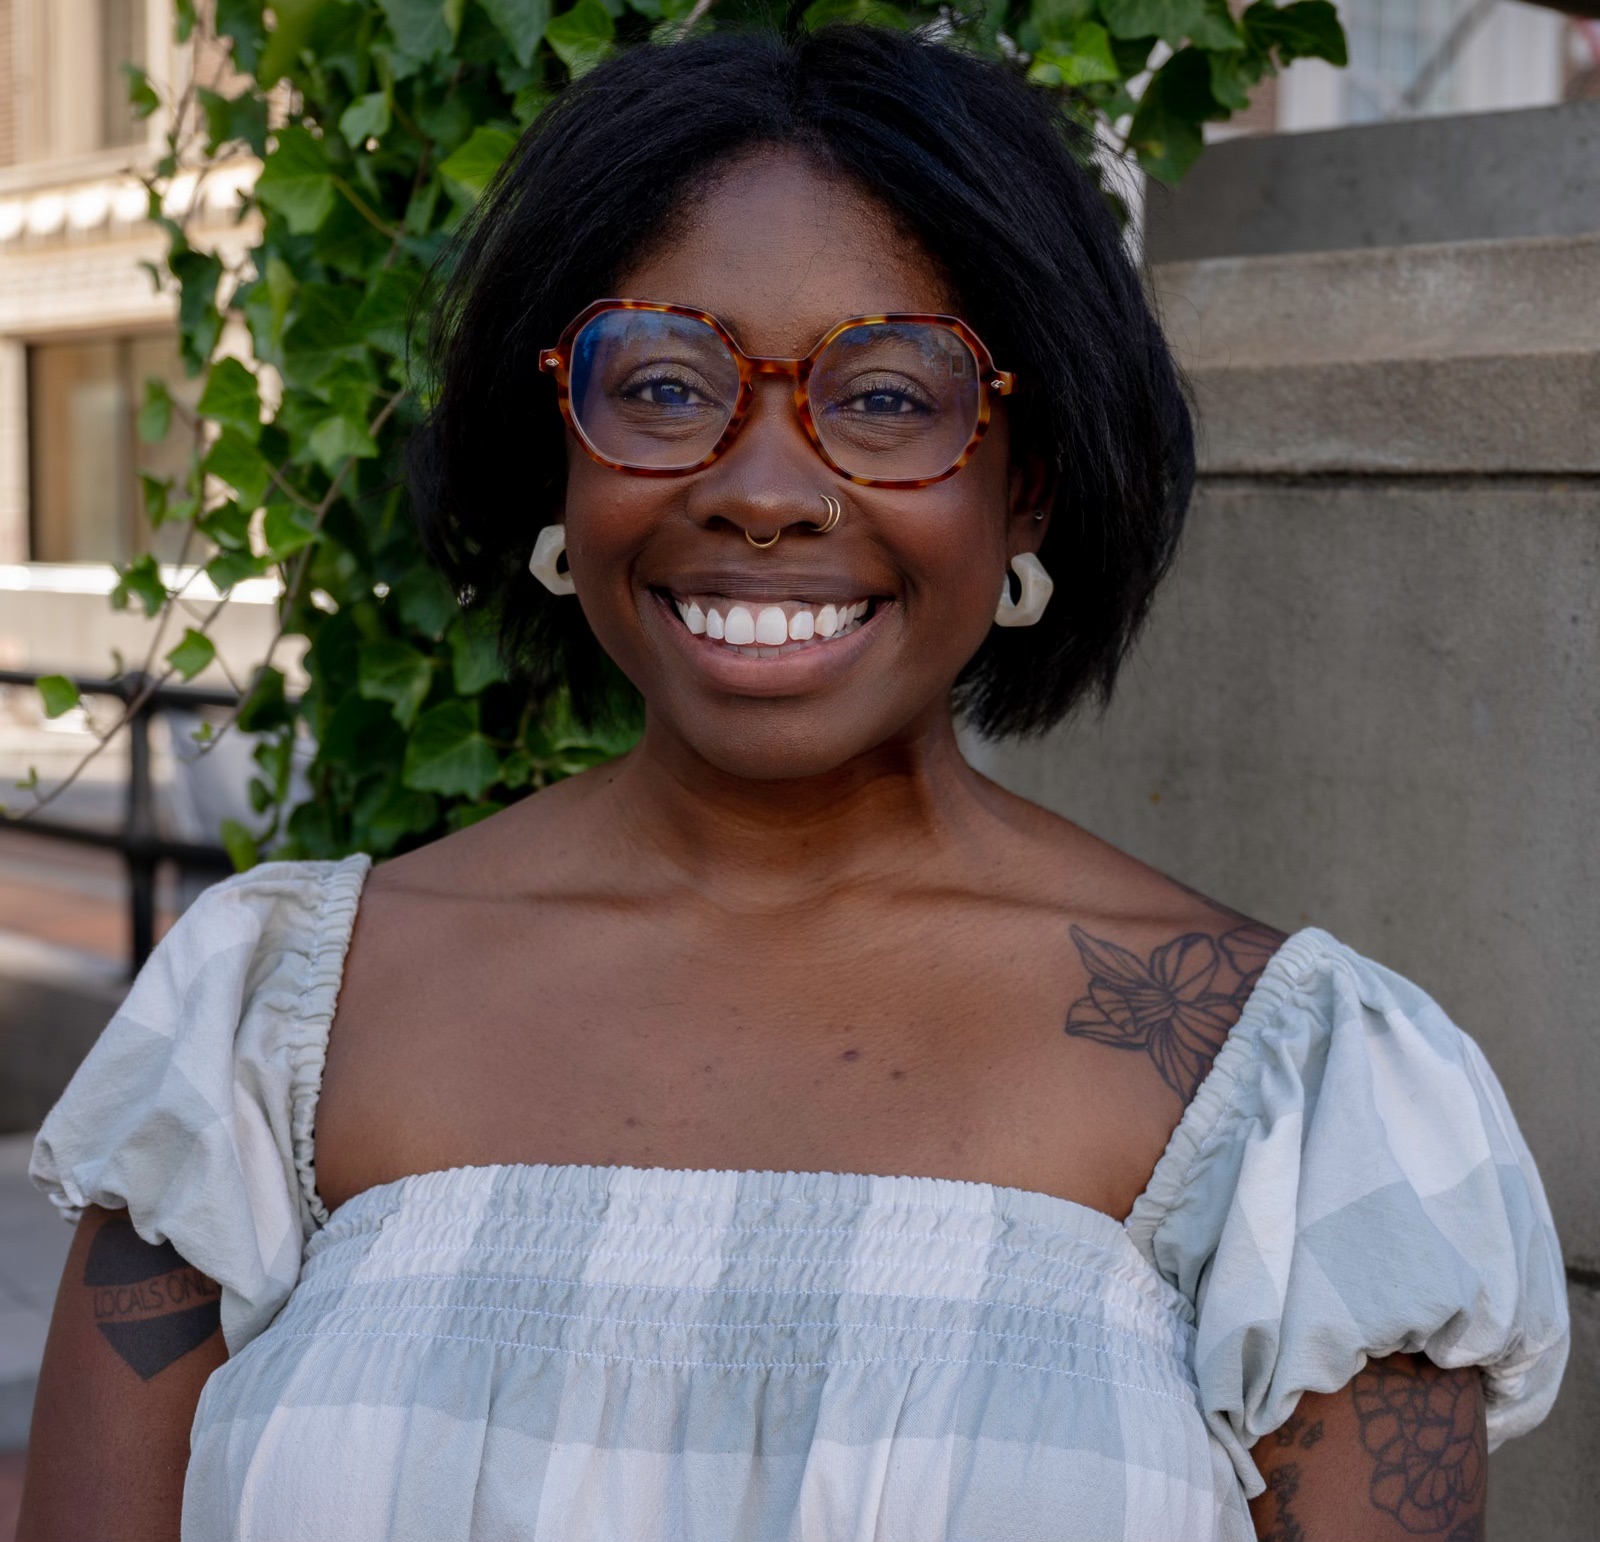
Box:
[994,553,1053,628]
[529,524,576,596]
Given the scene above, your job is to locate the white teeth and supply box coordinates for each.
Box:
[673,594,874,649]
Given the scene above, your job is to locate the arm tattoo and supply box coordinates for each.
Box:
[1353,1359,1485,1538]
[83,1213,222,1380]
[1256,1409,1325,1542]
[1063,922,1284,1101]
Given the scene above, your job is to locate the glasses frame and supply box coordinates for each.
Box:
[539,298,1016,490]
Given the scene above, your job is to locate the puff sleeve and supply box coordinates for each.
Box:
[29,855,370,1354]
[1126,929,1570,1498]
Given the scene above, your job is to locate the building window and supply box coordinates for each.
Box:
[28,331,193,565]
[99,0,150,149]
[1342,0,1463,121]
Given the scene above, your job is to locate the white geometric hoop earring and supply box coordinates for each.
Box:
[993,552,1053,628]
[528,523,576,596]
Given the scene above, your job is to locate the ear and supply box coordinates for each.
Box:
[1007,447,1056,557]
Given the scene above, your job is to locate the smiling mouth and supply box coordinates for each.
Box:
[661,591,879,657]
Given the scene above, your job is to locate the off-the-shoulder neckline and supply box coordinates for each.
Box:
[294,852,1339,1269]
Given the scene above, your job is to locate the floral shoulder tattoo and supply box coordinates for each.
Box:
[1062,921,1285,1102]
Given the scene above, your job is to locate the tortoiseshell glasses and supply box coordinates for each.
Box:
[539,299,1016,489]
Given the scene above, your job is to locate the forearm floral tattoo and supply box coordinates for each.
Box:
[83,1213,221,1379]
[1354,1359,1486,1538]
[1257,1409,1325,1542]
[1063,922,1283,1101]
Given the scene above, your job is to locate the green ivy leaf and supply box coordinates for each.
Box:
[197,357,262,439]
[138,378,173,444]
[37,675,81,719]
[360,781,440,852]
[449,618,506,695]
[111,554,168,617]
[438,125,518,202]
[378,0,463,60]
[263,503,320,559]
[480,0,551,66]
[165,628,217,681]
[308,413,381,470]
[394,566,457,639]
[359,639,435,727]
[1098,0,1204,44]
[1029,0,1095,35]
[123,64,161,118]
[257,0,322,84]
[354,268,422,358]
[203,425,272,507]
[545,0,615,78]
[206,548,270,590]
[238,665,292,732]
[219,817,261,872]
[1189,0,1246,51]
[1028,22,1120,86]
[199,499,252,550]
[280,283,367,390]
[139,473,171,527]
[339,91,393,145]
[214,0,268,73]
[174,0,198,42]
[169,248,224,374]
[256,126,337,235]
[1208,47,1263,112]
[1242,0,1347,65]
[1128,47,1217,183]
[402,699,501,798]
[198,86,269,155]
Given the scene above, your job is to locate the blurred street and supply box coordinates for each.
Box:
[0,1132,73,1536]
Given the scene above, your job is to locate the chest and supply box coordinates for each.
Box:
[315,892,1184,1217]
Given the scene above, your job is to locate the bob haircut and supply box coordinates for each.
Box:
[408,24,1194,739]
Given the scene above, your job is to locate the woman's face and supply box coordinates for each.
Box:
[561,148,1043,781]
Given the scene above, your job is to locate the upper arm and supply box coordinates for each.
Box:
[17,1205,227,1542]
[1248,1354,1486,1542]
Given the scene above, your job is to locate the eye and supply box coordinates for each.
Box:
[849,389,920,415]
[830,372,935,417]
[617,365,719,409]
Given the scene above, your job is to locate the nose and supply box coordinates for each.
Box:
[684,379,840,544]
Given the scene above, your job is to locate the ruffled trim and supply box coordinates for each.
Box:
[1124,927,1339,1266]
[285,853,372,1228]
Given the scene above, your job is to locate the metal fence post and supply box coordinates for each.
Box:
[123,674,157,971]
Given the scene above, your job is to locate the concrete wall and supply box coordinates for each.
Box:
[978,112,1600,1540]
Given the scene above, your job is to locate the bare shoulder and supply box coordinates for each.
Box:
[985,784,1290,1105]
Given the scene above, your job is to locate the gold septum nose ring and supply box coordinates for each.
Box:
[744,495,842,549]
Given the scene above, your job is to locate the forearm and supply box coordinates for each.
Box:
[1249,1355,1486,1542]
[18,1205,227,1542]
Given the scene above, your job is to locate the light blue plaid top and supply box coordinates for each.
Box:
[32,856,1568,1542]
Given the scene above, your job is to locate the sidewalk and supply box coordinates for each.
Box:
[0,1133,70,1451]
[0,1129,72,1534]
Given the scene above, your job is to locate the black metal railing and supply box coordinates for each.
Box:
[0,668,241,973]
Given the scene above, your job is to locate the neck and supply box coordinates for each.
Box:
[603,705,1004,903]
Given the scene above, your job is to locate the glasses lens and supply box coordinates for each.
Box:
[808,322,981,481]
[568,308,740,470]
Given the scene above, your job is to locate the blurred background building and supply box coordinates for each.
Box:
[1,1,1598,1536]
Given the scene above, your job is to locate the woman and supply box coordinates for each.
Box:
[20,25,1567,1542]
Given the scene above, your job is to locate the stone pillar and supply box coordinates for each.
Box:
[975,108,1600,1539]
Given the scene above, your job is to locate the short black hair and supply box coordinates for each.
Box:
[408,23,1194,738]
